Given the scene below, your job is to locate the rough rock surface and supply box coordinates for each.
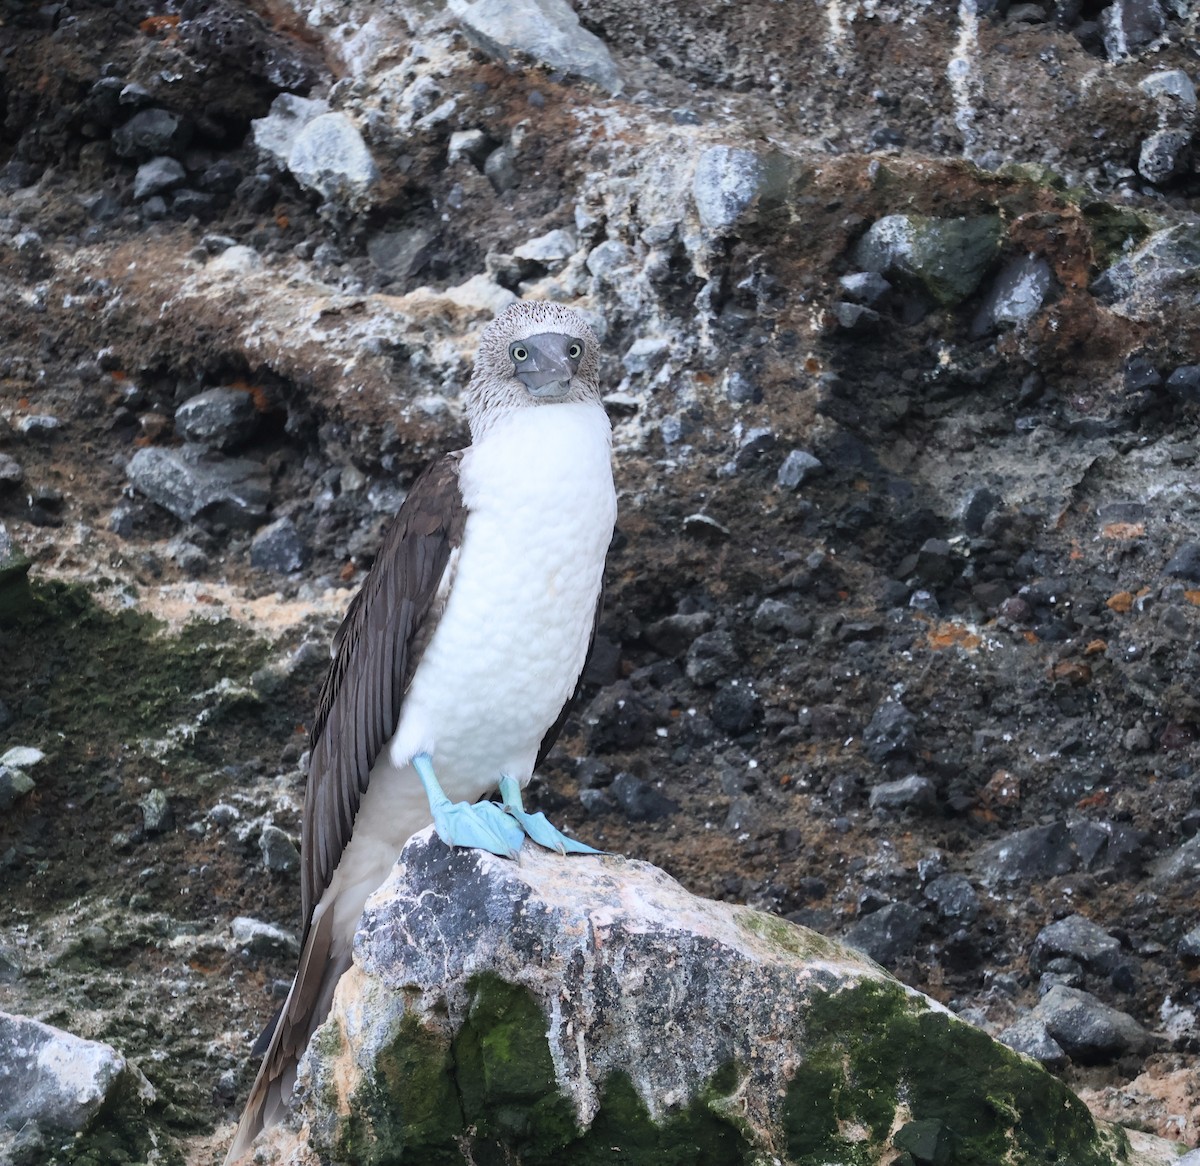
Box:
[449,0,623,95]
[247,830,1131,1165]
[0,1010,153,1134]
[174,386,258,451]
[127,444,270,528]
[0,522,32,619]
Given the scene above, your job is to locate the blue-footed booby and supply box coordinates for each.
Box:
[225,301,616,1161]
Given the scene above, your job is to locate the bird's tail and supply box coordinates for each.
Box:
[223,908,350,1164]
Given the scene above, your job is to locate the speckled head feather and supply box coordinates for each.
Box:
[466,301,603,439]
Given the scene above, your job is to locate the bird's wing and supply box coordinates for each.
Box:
[534,584,605,770]
[300,450,467,934]
[226,453,468,1163]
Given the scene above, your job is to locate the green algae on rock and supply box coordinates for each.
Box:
[1,578,292,1162]
[783,979,1127,1165]
[852,213,1004,307]
[248,831,1138,1165]
[0,521,33,622]
[3,579,272,773]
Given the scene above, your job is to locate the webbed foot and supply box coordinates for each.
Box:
[414,754,524,858]
[499,775,603,855]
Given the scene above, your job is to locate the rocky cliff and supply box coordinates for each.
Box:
[243,829,1147,1165]
[1,0,1199,1160]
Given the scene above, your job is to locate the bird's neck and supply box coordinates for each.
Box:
[460,402,613,510]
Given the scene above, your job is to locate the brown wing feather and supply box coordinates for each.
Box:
[299,451,467,936]
[227,455,469,1163]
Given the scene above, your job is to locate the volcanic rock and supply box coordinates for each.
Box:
[236,830,1130,1164]
[0,1011,154,1133]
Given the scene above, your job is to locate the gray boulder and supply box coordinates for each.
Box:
[1178,925,1200,960]
[250,516,309,574]
[692,145,789,233]
[924,873,980,923]
[585,239,632,280]
[127,444,270,529]
[621,336,671,375]
[776,449,824,490]
[1139,69,1198,112]
[1137,129,1191,185]
[139,787,173,836]
[0,452,22,489]
[685,628,740,685]
[449,0,622,95]
[869,775,938,814]
[853,213,1002,306]
[972,253,1054,334]
[252,94,331,169]
[512,227,577,270]
[259,824,301,873]
[15,414,61,437]
[287,112,379,212]
[112,108,190,159]
[643,610,714,656]
[230,916,300,961]
[174,386,257,451]
[1099,0,1165,59]
[1149,831,1200,888]
[367,227,436,281]
[1092,223,1200,321]
[0,1010,154,1132]
[447,128,490,167]
[974,820,1078,884]
[133,156,186,200]
[862,698,917,763]
[0,764,35,812]
[1030,914,1122,975]
[1032,985,1158,1063]
[998,1015,1068,1067]
[842,900,925,965]
[237,829,1130,1164]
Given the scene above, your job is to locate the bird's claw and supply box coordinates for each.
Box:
[498,775,603,855]
[414,755,600,859]
[415,752,523,858]
[431,798,524,858]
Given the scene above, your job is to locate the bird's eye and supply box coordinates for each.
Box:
[511,344,529,363]
[567,342,583,360]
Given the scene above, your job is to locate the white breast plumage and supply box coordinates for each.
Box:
[385,400,616,800]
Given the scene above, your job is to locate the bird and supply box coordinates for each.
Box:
[224,300,617,1162]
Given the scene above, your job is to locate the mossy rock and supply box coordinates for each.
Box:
[314,975,1128,1165]
[853,213,1003,307]
[782,979,1126,1165]
[0,526,33,622]
[290,830,1137,1166]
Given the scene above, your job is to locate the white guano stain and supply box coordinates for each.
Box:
[948,0,981,162]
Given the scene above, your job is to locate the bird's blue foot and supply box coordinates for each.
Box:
[414,754,524,858]
[499,775,603,855]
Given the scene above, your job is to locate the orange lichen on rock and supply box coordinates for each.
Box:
[981,769,1021,808]
[1101,521,1146,539]
[1107,591,1134,613]
[1049,660,1091,686]
[926,622,982,652]
[139,14,180,32]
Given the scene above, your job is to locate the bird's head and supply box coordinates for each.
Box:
[466,301,603,438]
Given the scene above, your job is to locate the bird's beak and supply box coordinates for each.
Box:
[523,375,571,399]
[516,337,575,399]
